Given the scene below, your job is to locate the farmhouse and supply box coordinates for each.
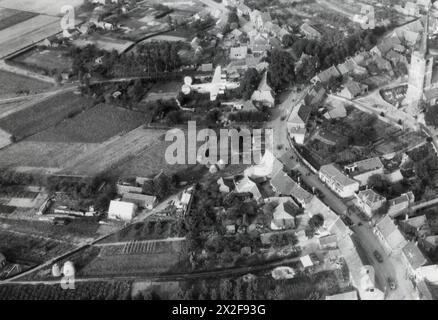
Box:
[310,66,341,85]
[319,164,359,198]
[234,176,262,200]
[356,189,386,218]
[344,157,384,186]
[122,193,157,210]
[374,215,407,255]
[108,200,137,222]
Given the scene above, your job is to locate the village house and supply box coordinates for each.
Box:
[249,33,271,56]
[374,215,408,255]
[387,191,415,217]
[108,200,137,222]
[236,3,251,17]
[234,176,262,200]
[400,215,431,238]
[344,157,385,186]
[402,241,428,278]
[287,101,311,145]
[229,46,248,60]
[300,23,322,40]
[386,50,408,67]
[319,164,360,198]
[371,37,402,57]
[356,189,386,218]
[422,235,438,253]
[122,193,157,210]
[310,65,341,85]
[336,57,368,76]
[270,169,295,196]
[250,10,272,31]
[270,198,299,230]
[251,71,275,108]
[304,83,326,107]
[217,177,235,193]
[338,79,369,100]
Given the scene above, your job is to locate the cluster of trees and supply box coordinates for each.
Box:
[237,68,262,100]
[327,114,378,147]
[270,232,298,248]
[406,144,438,199]
[306,214,324,237]
[425,104,438,128]
[71,42,183,80]
[142,172,174,200]
[268,27,384,92]
[228,110,269,123]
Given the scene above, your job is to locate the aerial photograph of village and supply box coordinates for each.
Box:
[1,0,438,304]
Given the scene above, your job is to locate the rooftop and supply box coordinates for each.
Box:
[358,189,386,206]
[320,164,358,188]
[402,241,427,270]
[375,215,407,251]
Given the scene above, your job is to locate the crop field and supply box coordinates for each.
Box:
[13,48,73,73]
[59,127,168,176]
[0,92,95,140]
[0,281,132,300]
[0,70,53,97]
[0,0,84,16]
[0,140,100,173]
[79,241,187,276]
[0,14,61,58]
[31,104,148,143]
[0,8,37,31]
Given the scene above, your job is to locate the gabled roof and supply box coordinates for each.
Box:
[388,192,415,206]
[313,65,341,83]
[358,189,386,206]
[122,192,157,205]
[401,215,427,230]
[402,241,427,270]
[348,157,384,176]
[375,215,407,251]
[424,235,438,248]
[270,169,295,195]
[288,102,311,126]
[342,79,368,97]
[257,71,272,92]
[300,23,321,38]
[320,164,358,188]
[235,176,262,199]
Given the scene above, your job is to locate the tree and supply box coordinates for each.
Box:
[267,49,296,92]
[425,104,438,128]
[238,68,261,100]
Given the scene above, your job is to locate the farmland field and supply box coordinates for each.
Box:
[0,92,95,140]
[31,104,148,143]
[0,70,53,97]
[0,8,37,31]
[79,241,187,276]
[0,14,60,58]
[0,0,84,16]
[0,281,132,300]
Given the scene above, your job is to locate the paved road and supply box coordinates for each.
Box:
[268,89,418,300]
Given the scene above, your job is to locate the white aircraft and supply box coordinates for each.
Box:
[182,66,240,101]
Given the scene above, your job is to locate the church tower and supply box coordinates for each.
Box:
[404,13,432,116]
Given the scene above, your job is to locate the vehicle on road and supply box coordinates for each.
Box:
[341,215,354,226]
[387,277,396,290]
[374,250,384,263]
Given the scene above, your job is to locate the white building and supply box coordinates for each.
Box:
[108,200,137,222]
[251,71,275,108]
[287,102,311,145]
[319,164,359,198]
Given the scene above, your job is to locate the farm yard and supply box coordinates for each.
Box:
[0,14,61,58]
[31,104,148,143]
[0,70,53,97]
[0,91,95,140]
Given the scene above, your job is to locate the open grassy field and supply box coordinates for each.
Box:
[13,48,73,73]
[0,8,37,31]
[0,70,53,96]
[0,230,75,265]
[0,14,61,58]
[0,92,95,140]
[0,0,84,16]
[31,104,148,143]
